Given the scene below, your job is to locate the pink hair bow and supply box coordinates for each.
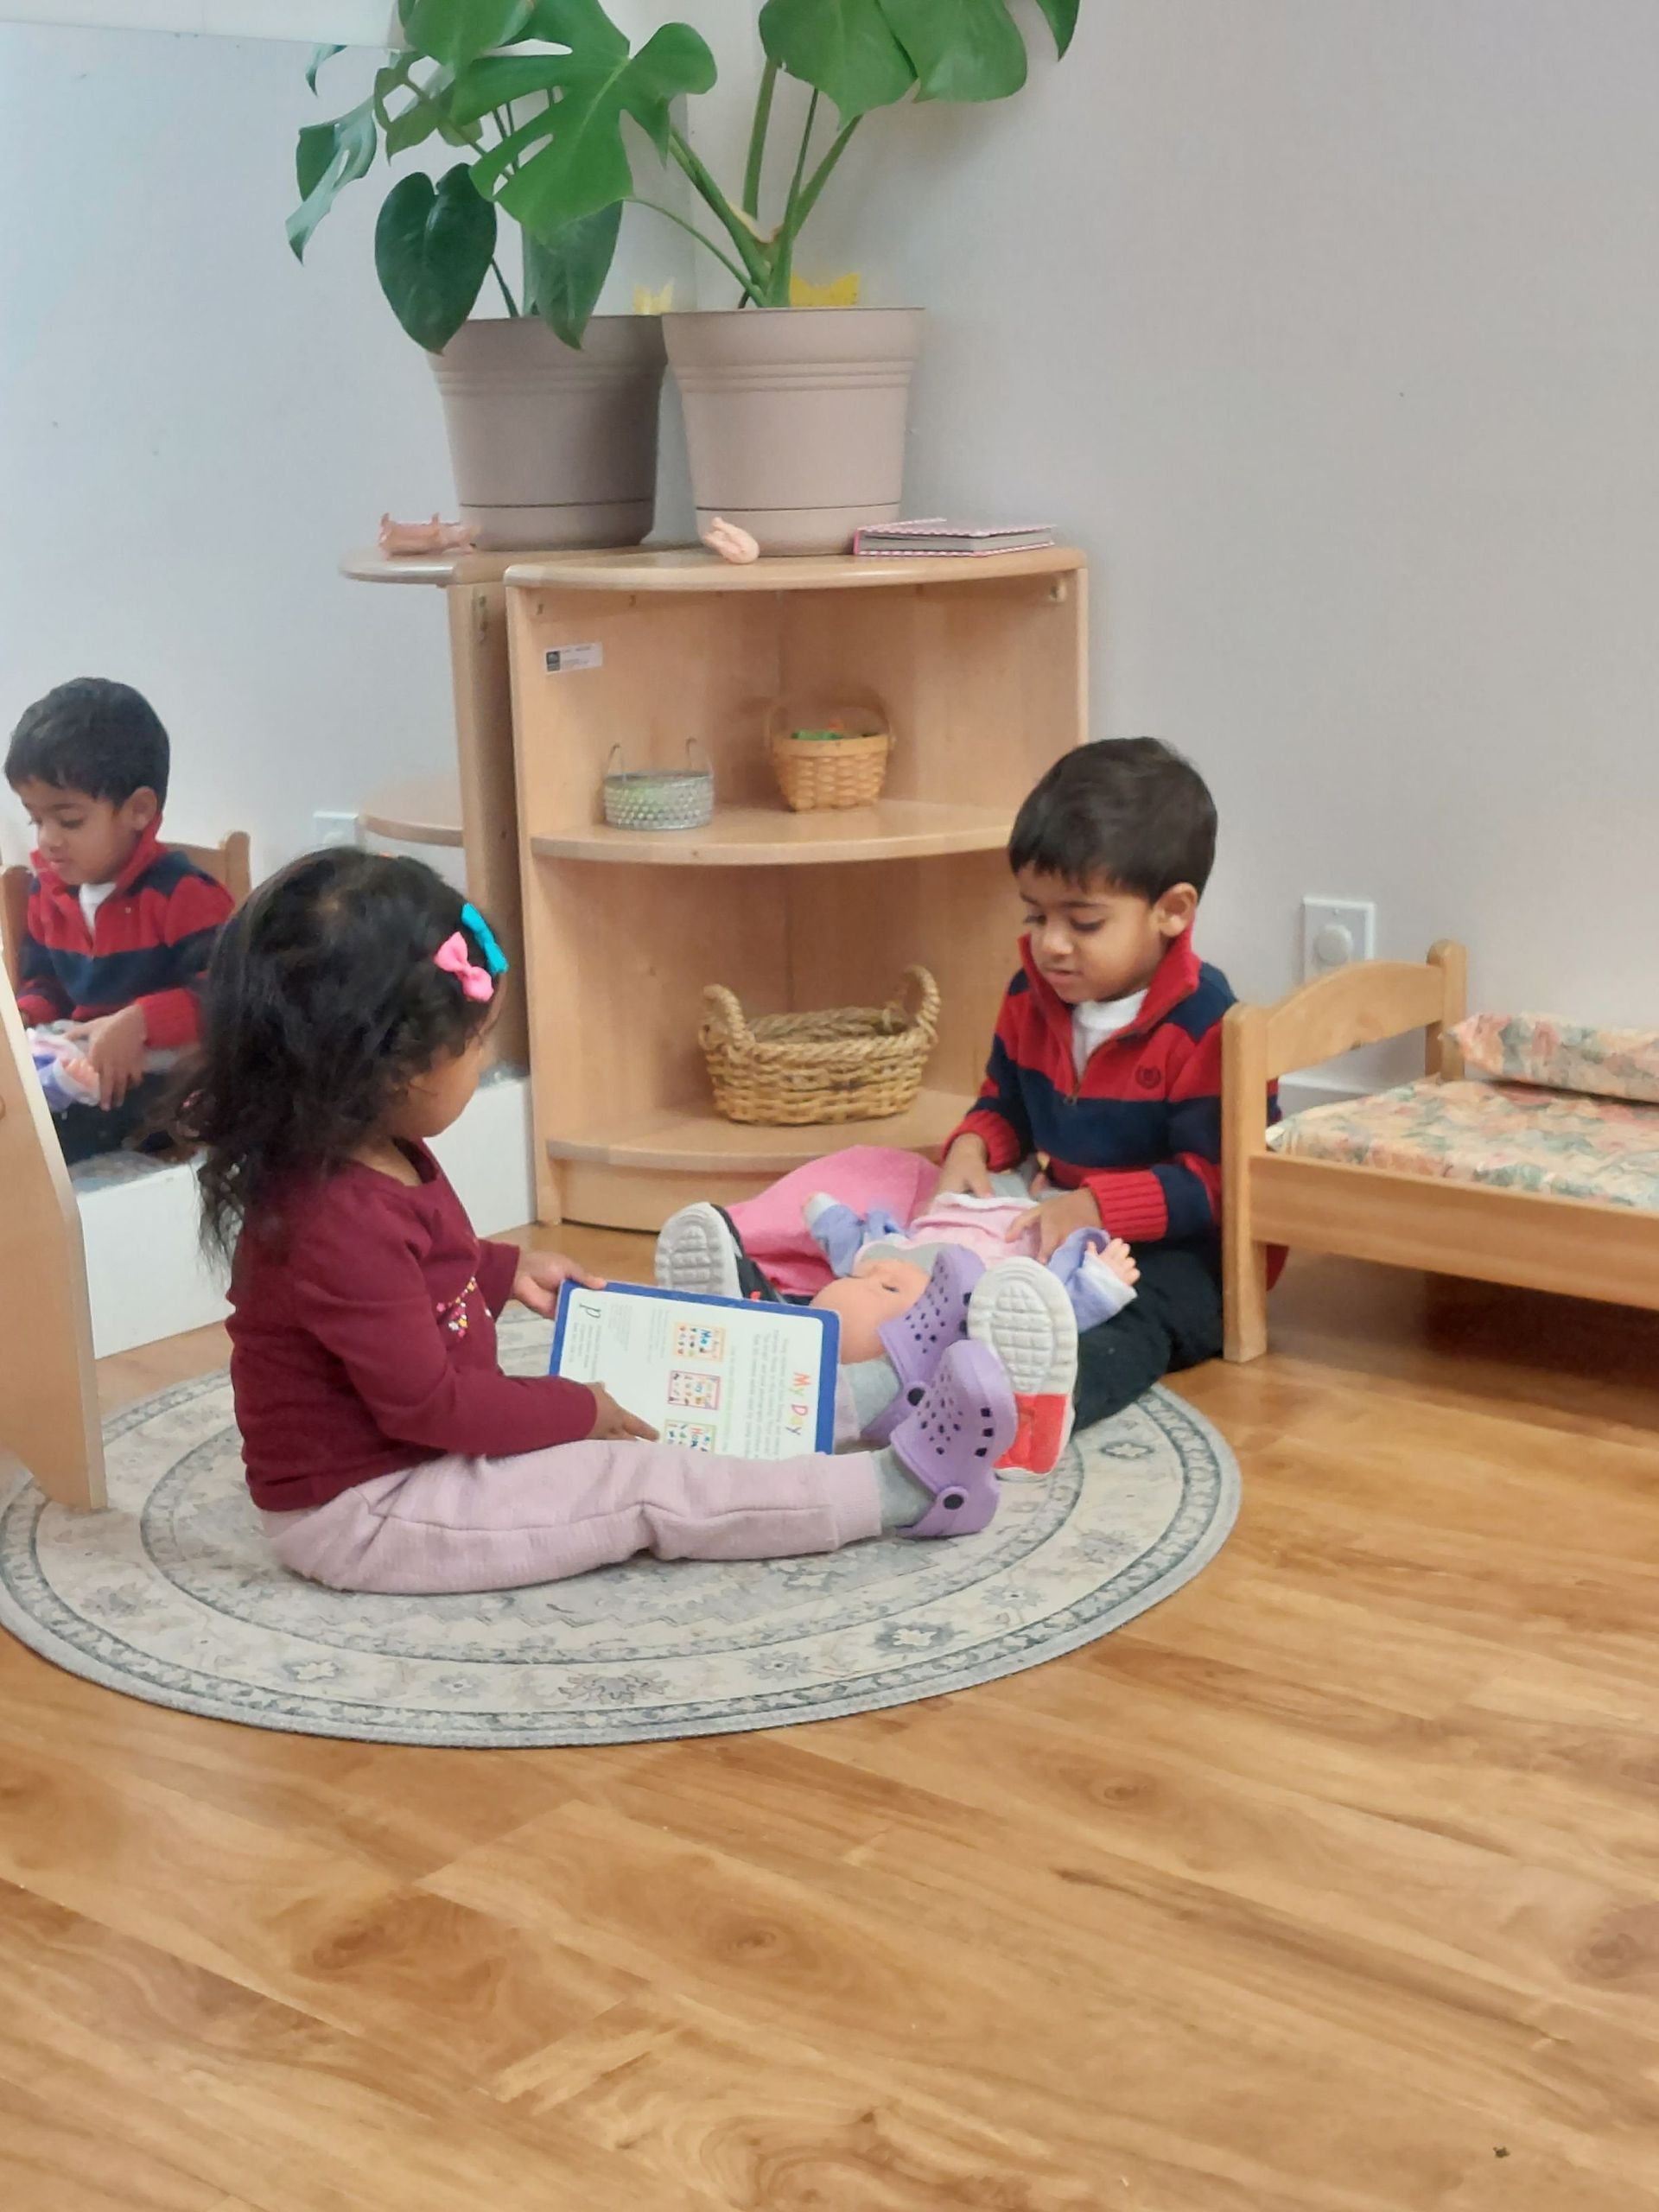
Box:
[434,932,495,1002]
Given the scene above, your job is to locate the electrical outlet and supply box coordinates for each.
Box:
[312,810,361,850]
[1301,897,1376,979]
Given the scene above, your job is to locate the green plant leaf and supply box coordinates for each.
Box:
[759,0,915,119]
[524,202,624,346]
[401,0,535,67]
[877,0,1026,101]
[375,164,497,349]
[1032,0,1080,56]
[305,42,343,93]
[491,22,716,237]
[288,101,378,260]
[446,52,573,130]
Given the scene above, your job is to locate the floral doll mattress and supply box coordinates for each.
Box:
[1268,1078,1659,1212]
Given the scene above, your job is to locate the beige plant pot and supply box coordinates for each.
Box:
[664,307,924,557]
[429,315,665,551]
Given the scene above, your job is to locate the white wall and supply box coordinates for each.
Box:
[804,0,1659,1026]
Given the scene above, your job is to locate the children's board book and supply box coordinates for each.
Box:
[550,1282,840,1458]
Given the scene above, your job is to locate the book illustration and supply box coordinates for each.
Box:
[664,1418,717,1452]
[667,1370,721,1410]
[674,1321,728,1361]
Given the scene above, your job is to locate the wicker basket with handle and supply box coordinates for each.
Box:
[700,967,941,1126]
[767,700,892,812]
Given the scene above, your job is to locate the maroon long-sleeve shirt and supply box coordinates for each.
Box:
[228,1145,595,1511]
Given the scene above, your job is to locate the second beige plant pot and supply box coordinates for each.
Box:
[429,315,665,551]
[664,307,924,557]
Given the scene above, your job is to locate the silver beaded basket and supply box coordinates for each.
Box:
[601,742,715,832]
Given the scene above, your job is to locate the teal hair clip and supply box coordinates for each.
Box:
[460,900,510,977]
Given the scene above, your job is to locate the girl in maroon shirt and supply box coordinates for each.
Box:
[183,850,1022,1595]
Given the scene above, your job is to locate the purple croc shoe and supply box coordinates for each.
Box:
[865,1245,986,1444]
[887,1340,1019,1537]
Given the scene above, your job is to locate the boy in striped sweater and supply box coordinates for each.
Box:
[935,737,1256,1440]
[5,679,233,1163]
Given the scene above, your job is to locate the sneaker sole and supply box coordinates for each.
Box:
[654,1203,742,1300]
[967,1260,1079,1475]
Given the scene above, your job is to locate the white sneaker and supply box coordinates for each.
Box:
[654,1203,743,1300]
[967,1258,1079,1475]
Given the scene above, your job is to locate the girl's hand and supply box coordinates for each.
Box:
[1008,1185,1102,1262]
[934,1135,994,1198]
[512,1250,606,1316]
[586,1384,659,1442]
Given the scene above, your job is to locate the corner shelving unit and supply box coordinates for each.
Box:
[505,545,1088,1231]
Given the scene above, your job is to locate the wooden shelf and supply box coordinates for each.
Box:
[531,799,1011,868]
[507,545,1084,594]
[359,774,464,849]
[546,1090,971,1178]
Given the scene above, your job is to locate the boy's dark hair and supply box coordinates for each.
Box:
[1009,737,1217,900]
[181,849,498,1259]
[5,678,171,806]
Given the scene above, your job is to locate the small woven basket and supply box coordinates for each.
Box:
[701,967,941,1126]
[767,702,892,812]
[602,741,714,832]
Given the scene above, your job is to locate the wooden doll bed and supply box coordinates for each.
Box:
[1222,941,1659,1360]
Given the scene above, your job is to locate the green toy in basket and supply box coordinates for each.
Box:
[768,704,892,812]
[602,742,714,832]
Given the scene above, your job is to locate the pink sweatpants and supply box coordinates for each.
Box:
[262,1438,883,1596]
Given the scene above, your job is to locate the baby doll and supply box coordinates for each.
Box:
[804,1189,1139,1335]
[28,1027,101,1114]
[656,1191,1138,1368]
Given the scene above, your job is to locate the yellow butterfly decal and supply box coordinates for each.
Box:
[633,282,675,315]
[790,272,861,308]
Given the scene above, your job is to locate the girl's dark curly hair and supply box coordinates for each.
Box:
[184,849,498,1260]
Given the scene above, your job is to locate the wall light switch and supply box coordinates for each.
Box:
[312,810,361,849]
[1301,897,1376,979]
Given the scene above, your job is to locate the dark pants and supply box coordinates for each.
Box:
[51,1073,171,1166]
[1074,1247,1224,1429]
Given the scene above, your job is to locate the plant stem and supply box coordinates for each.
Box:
[792,117,861,236]
[667,128,769,289]
[490,257,520,317]
[771,88,820,304]
[742,58,779,218]
[632,199,761,302]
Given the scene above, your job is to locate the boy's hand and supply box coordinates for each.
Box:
[512,1251,606,1316]
[1009,1185,1102,1262]
[934,1135,994,1198]
[67,1005,149,1109]
[585,1383,659,1442]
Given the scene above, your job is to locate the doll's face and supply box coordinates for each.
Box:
[810,1255,933,1364]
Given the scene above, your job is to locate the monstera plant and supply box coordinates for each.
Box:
[293,1,1079,551]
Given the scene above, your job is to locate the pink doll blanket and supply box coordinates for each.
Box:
[726,1146,943,1295]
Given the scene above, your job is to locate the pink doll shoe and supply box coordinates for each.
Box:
[866,1245,986,1444]
[967,1257,1079,1476]
[887,1339,1018,1538]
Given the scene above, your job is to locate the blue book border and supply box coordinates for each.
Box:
[550,1281,841,1454]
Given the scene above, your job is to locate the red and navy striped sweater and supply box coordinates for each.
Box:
[949,931,1274,1257]
[14,817,234,1050]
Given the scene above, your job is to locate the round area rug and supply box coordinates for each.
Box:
[0,1318,1238,1747]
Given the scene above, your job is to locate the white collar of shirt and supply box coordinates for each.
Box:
[79,880,118,933]
[1071,988,1148,1077]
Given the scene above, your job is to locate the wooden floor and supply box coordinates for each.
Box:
[3,1234,1657,2211]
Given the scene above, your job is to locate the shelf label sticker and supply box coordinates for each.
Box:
[545,642,603,675]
